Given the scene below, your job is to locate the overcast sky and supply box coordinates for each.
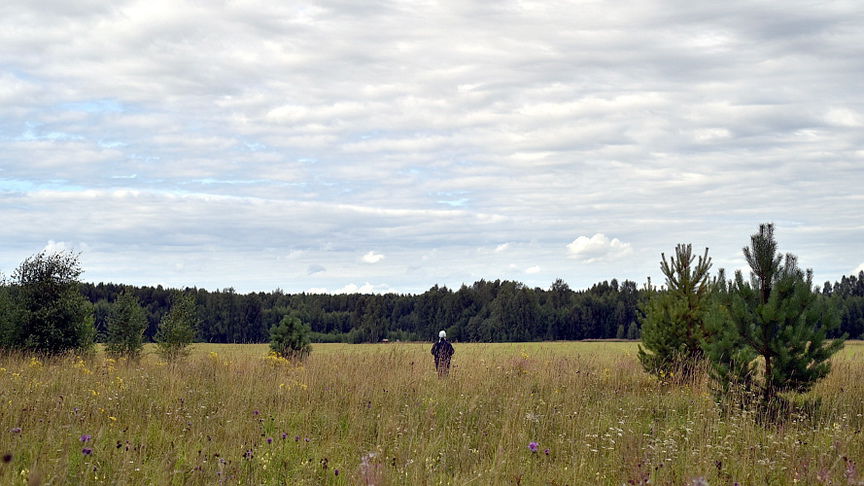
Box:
[1,0,862,294]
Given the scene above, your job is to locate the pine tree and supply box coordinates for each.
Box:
[105,290,148,360]
[269,315,311,360]
[706,224,845,408]
[638,244,713,380]
[155,293,198,360]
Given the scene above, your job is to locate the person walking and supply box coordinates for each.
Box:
[431,330,455,377]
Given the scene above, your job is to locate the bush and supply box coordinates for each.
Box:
[270,315,311,360]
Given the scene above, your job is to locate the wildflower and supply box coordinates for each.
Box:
[334,469,339,476]
[528,441,539,453]
[544,448,551,455]
[82,448,93,455]
[10,427,21,434]
[266,437,273,445]
[253,410,260,416]
[281,433,287,440]
[243,450,253,460]
[294,436,300,442]
[304,438,310,442]
[3,454,12,463]
[80,434,92,442]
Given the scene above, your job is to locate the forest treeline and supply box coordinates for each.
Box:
[77,272,864,344]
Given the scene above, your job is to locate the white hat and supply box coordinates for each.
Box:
[439,330,446,338]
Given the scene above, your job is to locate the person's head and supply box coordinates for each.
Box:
[439,330,446,340]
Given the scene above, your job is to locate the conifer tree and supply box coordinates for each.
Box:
[155,293,198,360]
[105,290,148,360]
[269,315,311,360]
[638,244,713,380]
[706,224,845,407]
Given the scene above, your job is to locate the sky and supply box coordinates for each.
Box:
[1,0,862,294]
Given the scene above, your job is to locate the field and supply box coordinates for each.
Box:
[2,341,863,485]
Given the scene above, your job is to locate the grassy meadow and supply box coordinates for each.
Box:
[1,341,863,485]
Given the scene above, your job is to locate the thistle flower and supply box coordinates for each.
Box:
[80,434,92,442]
[82,448,93,455]
[528,441,539,453]
[266,437,273,444]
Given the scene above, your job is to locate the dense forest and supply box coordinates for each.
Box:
[77,272,864,344]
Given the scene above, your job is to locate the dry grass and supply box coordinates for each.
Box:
[1,341,862,485]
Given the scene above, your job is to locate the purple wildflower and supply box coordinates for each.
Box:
[544,448,550,455]
[243,449,253,459]
[253,410,260,416]
[266,437,273,444]
[294,435,300,442]
[281,432,287,440]
[10,427,22,434]
[80,434,92,442]
[334,469,340,476]
[304,438,310,442]
[82,448,93,455]
[528,441,539,453]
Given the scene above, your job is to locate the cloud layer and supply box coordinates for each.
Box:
[1,0,862,292]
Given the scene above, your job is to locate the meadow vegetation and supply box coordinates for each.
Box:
[2,341,863,485]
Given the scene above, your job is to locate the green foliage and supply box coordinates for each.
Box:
[706,224,846,408]
[105,290,148,359]
[155,293,198,360]
[638,244,713,379]
[0,274,14,348]
[269,315,311,360]
[5,251,94,354]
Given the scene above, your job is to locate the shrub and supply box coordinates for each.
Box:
[269,315,311,360]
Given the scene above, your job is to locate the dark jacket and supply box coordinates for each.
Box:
[431,339,454,367]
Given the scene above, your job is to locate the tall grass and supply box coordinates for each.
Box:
[1,342,862,485]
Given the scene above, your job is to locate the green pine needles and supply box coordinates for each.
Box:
[638,244,713,381]
[270,315,312,361]
[155,293,199,361]
[105,290,148,360]
[705,224,845,408]
[641,224,847,414]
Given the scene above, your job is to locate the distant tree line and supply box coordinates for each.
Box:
[78,278,645,343]
[74,271,864,344]
[3,252,862,350]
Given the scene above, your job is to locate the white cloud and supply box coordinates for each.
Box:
[42,240,69,254]
[854,263,864,275]
[361,251,384,264]
[566,234,633,263]
[494,243,510,253]
[525,266,541,274]
[308,283,393,294]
